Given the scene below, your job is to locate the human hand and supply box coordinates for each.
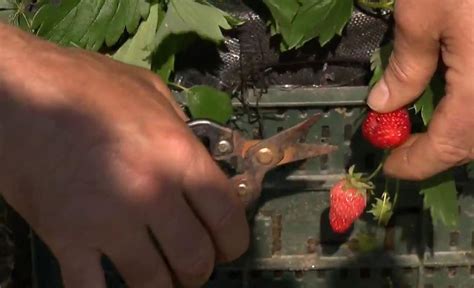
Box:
[0,24,249,288]
[367,0,474,180]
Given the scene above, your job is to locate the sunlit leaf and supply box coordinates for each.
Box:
[186,85,233,124]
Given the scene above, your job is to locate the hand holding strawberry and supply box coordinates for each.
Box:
[366,0,474,180]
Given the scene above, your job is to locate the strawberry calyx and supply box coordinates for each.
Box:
[342,165,375,201]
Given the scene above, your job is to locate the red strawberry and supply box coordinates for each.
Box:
[362,108,411,149]
[329,166,374,233]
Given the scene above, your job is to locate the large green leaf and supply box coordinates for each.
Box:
[420,171,459,227]
[152,49,174,82]
[314,0,353,46]
[151,3,174,82]
[264,0,353,50]
[153,0,241,49]
[151,0,241,82]
[263,0,299,50]
[151,33,198,82]
[186,85,233,124]
[112,2,159,69]
[31,0,150,50]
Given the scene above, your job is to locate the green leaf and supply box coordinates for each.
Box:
[152,33,198,83]
[420,171,459,227]
[315,0,353,46]
[151,3,174,82]
[0,0,12,7]
[0,0,14,23]
[368,192,393,226]
[414,86,434,126]
[414,72,445,126]
[186,85,233,124]
[31,0,150,50]
[262,0,299,46]
[112,3,159,69]
[153,50,175,83]
[369,42,393,87]
[150,0,242,82]
[266,0,353,50]
[0,0,33,29]
[153,0,242,50]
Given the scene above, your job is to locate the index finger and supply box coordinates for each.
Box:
[181,135,250,262]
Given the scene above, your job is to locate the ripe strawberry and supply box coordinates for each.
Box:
[329,166,373,233]
[362,108,411,149]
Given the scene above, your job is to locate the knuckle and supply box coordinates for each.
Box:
[157,130,195,159]
[387,53,412,84]
[432,140,469,166]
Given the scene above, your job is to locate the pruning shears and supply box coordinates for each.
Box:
[187,114,338,208]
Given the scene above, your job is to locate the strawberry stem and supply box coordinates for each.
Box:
[365,150,389,181]
[366,162,383,181]
[393,179,400,208]
[168,82,190,92]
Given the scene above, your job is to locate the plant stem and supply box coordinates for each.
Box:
[168,82,189,92]
[392,179,400,208]
[365,150,389,181]
[366,162,383,181]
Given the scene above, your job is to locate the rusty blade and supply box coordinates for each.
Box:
[278,143,338,166]
[262,114,323,149]
[241,114,323,161]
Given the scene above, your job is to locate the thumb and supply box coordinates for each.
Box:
[367,0,440,113]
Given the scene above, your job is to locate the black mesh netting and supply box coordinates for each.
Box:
[173,0,393,93]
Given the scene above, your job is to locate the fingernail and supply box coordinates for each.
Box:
[367,79,389,111]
